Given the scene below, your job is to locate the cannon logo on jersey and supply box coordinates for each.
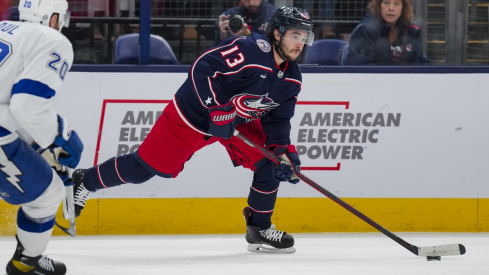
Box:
[230,93,279,122]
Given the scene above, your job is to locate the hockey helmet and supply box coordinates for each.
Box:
[267,6,314,46]
[19,0,70,31]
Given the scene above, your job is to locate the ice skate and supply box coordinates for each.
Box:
[243,207,296,254]
[72,169,91,217]
[5,236,66,275]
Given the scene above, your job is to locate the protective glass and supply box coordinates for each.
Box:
[282,29,314,46]
[63,10,71,27]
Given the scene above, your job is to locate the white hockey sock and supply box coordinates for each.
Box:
[17,227,54,257]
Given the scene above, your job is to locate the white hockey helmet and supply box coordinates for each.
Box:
[18,0,70,31]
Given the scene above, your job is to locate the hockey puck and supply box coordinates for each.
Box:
[427,256,441,261]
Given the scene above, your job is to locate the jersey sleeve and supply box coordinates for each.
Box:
[189,37,263,109]
[261,95,298,147]
[9,31,74,148]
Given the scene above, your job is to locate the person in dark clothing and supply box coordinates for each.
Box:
[73,6,315,254]
[345,0,429,65]
[214,0,277,46]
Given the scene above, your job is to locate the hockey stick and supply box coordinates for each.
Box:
[54,166,77,237]
[36,146,76,236]
[55,183,76,236]
[233,130,465,257]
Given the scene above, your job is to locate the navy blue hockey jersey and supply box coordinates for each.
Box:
[174,33,302,147]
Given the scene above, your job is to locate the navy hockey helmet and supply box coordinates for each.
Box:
[267,6,314,46]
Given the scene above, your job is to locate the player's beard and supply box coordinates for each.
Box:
[278,43,302,62]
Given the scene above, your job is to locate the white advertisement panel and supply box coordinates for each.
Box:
[53,71,489,199]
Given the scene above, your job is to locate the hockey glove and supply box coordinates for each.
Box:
[208,103,237,140]
[32,144,72,184]
[269,144,301,184]
[50,115,84,168]
[43,148,71,183]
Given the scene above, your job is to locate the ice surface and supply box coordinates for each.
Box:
[1,233,488,275]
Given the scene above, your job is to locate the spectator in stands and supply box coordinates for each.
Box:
[214,0,277,46]
[345,0,429,65]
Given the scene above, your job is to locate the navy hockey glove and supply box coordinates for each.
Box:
[208,103,237,140]
[50,115,84,168]
[269,144,301,184]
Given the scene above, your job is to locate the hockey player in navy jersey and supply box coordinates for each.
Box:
[73,6,313,254]
[0,1,83,274]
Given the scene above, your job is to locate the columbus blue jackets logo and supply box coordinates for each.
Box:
[256,39,271,53]
[230,93,280,121]
[299,11,310,19]
[258,23,269,32]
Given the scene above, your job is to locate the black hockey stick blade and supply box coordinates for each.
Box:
[55,221,76,237]
[233,130,466,257]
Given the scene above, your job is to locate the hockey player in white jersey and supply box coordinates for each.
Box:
[0,1,83,274]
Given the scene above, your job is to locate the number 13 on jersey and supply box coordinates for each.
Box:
[220,45,245,68]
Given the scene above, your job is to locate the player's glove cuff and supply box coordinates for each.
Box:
[208,103,237,140]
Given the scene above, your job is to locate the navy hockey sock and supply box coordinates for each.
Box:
[247,162,280,230]
[83,152,155,191]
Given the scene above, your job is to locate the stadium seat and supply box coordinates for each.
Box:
[1,6,19,21]
[304,39,348,65]
[338,43,349,65]
[114,33,178,64]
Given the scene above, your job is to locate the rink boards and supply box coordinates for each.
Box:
[2,66,489,236]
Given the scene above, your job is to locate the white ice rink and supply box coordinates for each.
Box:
[1,233,488,275]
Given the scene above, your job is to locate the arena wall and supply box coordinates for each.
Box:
[1,66,489,236]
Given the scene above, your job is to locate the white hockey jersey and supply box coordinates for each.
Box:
[0,20,73,148]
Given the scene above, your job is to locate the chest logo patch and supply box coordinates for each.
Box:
[230,93,280,121]
[257,39,271,53]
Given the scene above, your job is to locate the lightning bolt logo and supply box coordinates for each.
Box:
[0,147,24,194]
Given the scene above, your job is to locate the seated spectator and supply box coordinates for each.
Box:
[345,0,429,65]
[214,0,277,46]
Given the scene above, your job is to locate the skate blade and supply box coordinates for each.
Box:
[247,244,296,254]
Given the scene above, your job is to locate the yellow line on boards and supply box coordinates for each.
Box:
[1,198,488,236]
